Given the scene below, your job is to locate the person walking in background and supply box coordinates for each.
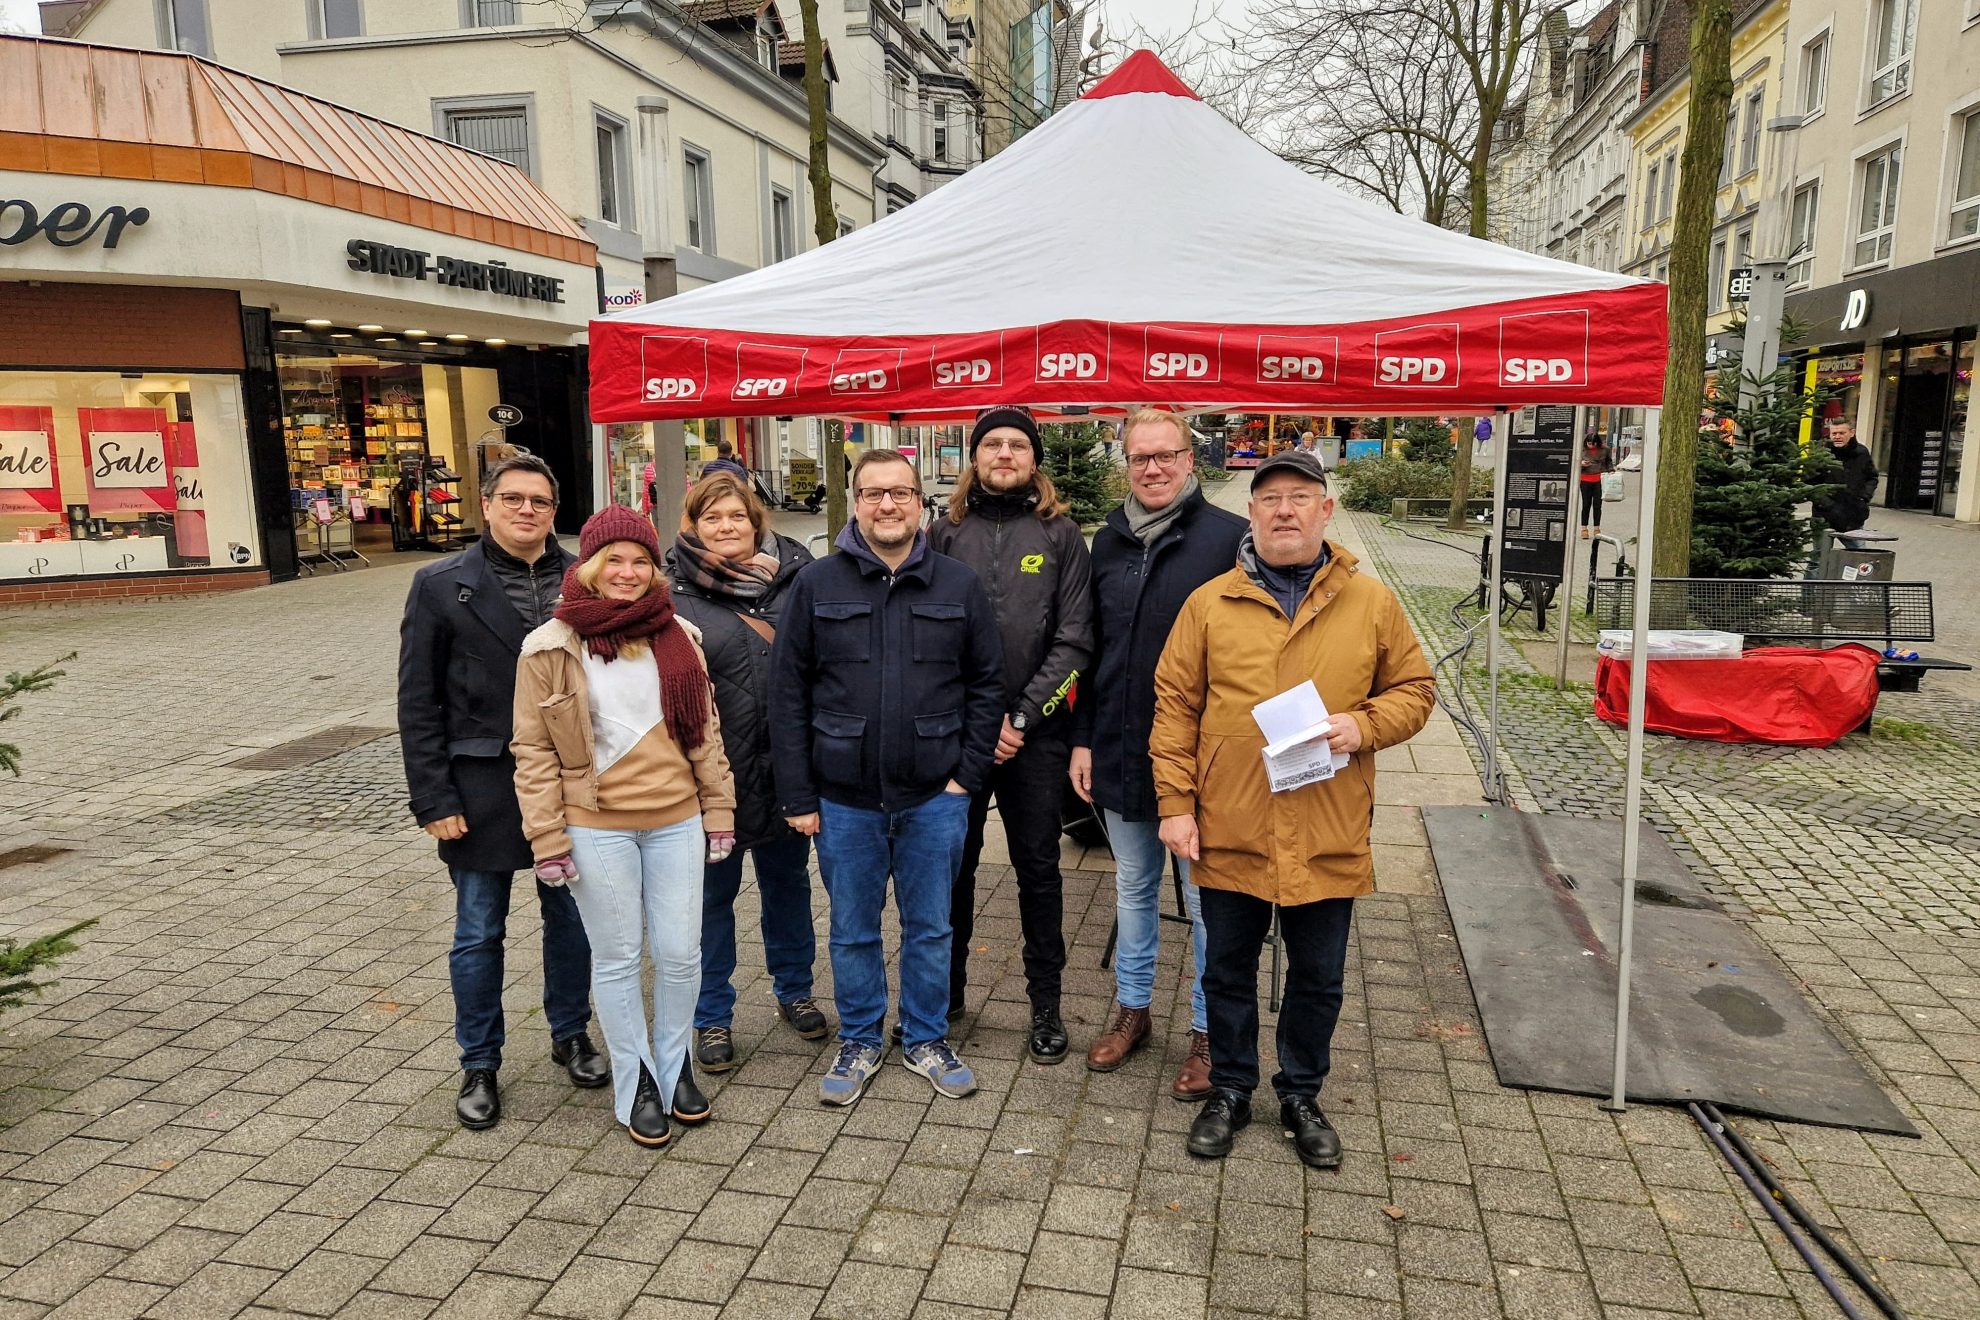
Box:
[1577,435,1612,540]
[928,406,1093,1064]
[398,453,605,1132]
[1069,408,1246,1098]
[511,507,736,1148]
[769,450,1005,1107]
[701,439,749,483]
[1151,448,1434,1170]
[666,473,829,1074]
[1814,416,1880,535]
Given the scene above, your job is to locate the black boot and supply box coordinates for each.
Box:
[551,1031,610,1089]
[628,1065,671,1147]
[1186,1089,1252,1160]
[1027,1005,1069,1066]
[1280,1097,1343,1169]
[673,1053,711,1125]
[456,1069,499,1130]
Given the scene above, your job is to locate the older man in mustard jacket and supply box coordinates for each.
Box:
[1150,448,1435,1170]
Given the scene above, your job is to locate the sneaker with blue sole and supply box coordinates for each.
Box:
[818,1041,884,1107]
[902,1039,977,1098]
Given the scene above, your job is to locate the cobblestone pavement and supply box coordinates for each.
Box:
[0,499,1978,1318]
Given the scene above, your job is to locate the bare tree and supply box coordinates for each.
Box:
[1654,0,1733,576]
[791,0,847,536]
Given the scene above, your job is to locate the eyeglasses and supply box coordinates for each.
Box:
[1125,448,1190,470]
[854,486,923,506]
[1254,489,1323,511]
[492,492,557,512]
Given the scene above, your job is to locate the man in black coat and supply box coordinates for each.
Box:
[397,454,605,1130]
[1069,409,1246,1097]
[1813,417,1880,534]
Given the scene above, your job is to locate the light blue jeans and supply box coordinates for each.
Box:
[567,818,704,1123]
[1106,810,1208,1033]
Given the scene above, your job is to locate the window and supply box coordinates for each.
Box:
[1867,0,1917,107]
[1734,225,1753,272]
[932,101,949,162]
[441,104,531,175]
[1854,144,1902,267]
[1952,111,1980,242]
[1659,151,1677,220]
[313,0,362,38]
[1740,86,1764,176]
[1644,160,1660,228]
[682,147,713,253]
[888,73,910,145]
[1786,181,1819,286]
[756,24,777,70]
[156,0,211,56]
[1800,33,1829,116]
[1709,238,1727,312]
[1720,105,1738,184]
[770,187,795,263]
[837,213,855,238]
[595,115,630,228]
[463,0,519,24]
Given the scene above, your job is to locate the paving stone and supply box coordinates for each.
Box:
[817,1261,926,1320]
[920,1245,1025,1311]
[535,1256,656,1320]
[1107,1267,1208,1320]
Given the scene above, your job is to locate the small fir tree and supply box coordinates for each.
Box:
[1041,421,1121,524]
[1691,358,1839,578]
[1,654,72,778]
[2,921,98,1015]
[1399,417,1456,465]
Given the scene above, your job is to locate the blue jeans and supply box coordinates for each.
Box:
[815,792,971,1051]
[1104,811,1208,1033]
[566,819,704,1123]
[697,831,817,1027]
[448,867,593,1073]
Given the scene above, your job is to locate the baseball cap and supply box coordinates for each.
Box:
[1250,447,1328,490]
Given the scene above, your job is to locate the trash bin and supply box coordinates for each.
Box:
[1822,528,1898,581]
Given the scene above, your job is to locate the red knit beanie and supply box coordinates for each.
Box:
[578,504,661,564]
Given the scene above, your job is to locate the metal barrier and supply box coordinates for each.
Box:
[1588,577,1936,646]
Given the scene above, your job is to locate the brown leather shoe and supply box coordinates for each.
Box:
[1085,1005,1151,1072]
[1171,1029,1212,1101]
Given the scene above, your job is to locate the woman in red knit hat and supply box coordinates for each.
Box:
[511,505,736,1147]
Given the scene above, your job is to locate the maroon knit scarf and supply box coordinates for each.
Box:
[554,566,709,751]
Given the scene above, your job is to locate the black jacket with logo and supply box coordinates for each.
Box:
[1070,489,1246,822]
[668,532,813,850]
[926,488,1094,738]
[397,537,577,871]
[768,526,1005,815]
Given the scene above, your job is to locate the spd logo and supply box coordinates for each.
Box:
[731,343,808,402]
[640,335,708,403]
[1254,335,1339,386]
[1019,553,1045,575]
[1498,310,1589,388]
[1033,326,1110,384]
[931,335,1005,389]
[828,348,904,395]
[1142,329,1223,384]
[1373,323,1460,388]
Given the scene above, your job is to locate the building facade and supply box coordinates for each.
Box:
[0,33,597,602]
[1778,0,1980,522]
[1546,1,1649,277]
[814,0,981,214]
[41,0,889,512]
[1485,7,1575,257]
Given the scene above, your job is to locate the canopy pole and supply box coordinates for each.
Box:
[1555,406,1587,689]
[1484,411,1509,803]
[1605,406,1660,1113]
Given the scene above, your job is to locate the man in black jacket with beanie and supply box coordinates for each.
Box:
[929,406,1094,1063]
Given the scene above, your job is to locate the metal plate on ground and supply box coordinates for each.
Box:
[1424,805,1915,1136]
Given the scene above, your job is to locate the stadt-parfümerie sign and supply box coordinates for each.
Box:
[345,238,566,305]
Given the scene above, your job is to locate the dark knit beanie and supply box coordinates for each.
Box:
[578,504,662,563]
[970,406,1042,454]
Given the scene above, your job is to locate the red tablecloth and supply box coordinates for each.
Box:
[1594,644,1880,746]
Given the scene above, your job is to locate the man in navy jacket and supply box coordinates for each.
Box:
[769,450,1004,1108]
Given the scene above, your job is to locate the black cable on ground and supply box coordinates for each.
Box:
[1699,1102,1911,1320]
[1688,1103,1874,1320]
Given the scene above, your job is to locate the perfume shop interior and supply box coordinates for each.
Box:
[276,345,505,564]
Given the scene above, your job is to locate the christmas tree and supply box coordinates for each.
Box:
[1399,417,1456,465]
[0,653,93,1015]
[1041,420,1122,524]
[1691,359,1838,578]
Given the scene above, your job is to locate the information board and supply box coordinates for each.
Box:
[1499,405,1574,582]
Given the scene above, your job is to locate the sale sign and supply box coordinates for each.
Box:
[0,406,62,514]
[169,419,208,559]
[79,407,174,513]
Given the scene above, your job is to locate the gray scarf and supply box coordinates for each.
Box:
[1122,474,1200,547]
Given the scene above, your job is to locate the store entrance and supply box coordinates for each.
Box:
[1880,337,1969,514]
[276,352,501,565]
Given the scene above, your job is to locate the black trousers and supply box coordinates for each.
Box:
[950,732,1069,1011]
[1579,481,1603,526]
[1199,888,1354,1102]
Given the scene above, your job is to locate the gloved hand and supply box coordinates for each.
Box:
[535,854,578,886]
[706,831,736,864]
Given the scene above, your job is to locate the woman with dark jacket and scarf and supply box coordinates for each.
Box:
[666,473,829,1074]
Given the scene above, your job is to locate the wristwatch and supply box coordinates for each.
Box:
[1010,712,1030,732]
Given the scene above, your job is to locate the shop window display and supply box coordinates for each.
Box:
[0,371,258,582]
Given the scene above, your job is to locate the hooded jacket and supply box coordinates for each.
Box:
[1150,543,1435,904]
[667,531,814,849]
[768,525,1005,815]
[926,486,1094,734]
